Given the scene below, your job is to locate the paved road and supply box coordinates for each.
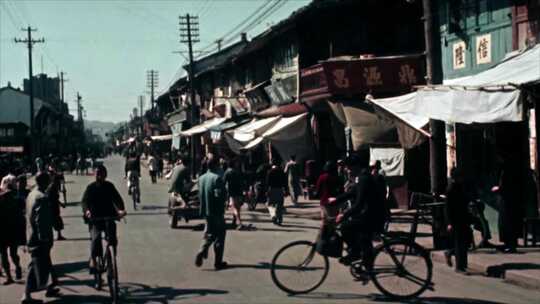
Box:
[2,155,540,304]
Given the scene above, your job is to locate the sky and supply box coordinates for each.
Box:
[0,0,310,122]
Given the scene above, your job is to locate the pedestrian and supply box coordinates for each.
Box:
[491,161,523,253]
[316,161,340,222]
[444,168,473,274]
[167,157,191,211]
[157,155,164,179]
[266,160,287,225]
[195,153,228,270]
[0,175,23,285]
[284,155,302,206]
[21,172,61,303]
[46,173,67,241]
[147,154,158,184]
[34,157,44,175]
[370,160,390,229]
[224,160,247,230]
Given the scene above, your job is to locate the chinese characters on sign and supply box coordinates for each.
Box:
[453,41,466,69]
[363,67,383,86]
[398,64,417,85]
[332,69,350,88]
[476,34,491,64]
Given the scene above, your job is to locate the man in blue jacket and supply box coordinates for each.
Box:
[195,154,228,270]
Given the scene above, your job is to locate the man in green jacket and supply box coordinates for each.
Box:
[195,153,228,270]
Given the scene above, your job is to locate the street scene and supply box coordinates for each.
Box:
[1,1,540,304]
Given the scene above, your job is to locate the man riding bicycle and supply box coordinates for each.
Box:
[124,152,141,204]
[81,165,126,288]
[328,158,388,268]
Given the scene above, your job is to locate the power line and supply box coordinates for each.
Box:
[224,0,289,45]
[196,0,274,56]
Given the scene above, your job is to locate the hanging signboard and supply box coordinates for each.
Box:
[244,80,271,112]
[299,55,425,102]
[453,41,467,69]
[476,34,492,65]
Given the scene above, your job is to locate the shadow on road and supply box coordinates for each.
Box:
[55,261,88,276]
[141,205,169,210]
[47,294,110,303]
[120,282,228,303]
[373,295,509,304]
[172,223,206,231]
[486,262,540,278]
[293,291,372,300]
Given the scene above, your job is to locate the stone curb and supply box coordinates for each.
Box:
[431,250,540,290]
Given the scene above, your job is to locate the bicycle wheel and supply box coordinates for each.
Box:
[270,240,329,295]
[94,255,103,290]
[370,240,432,300]
[106,246,119,304]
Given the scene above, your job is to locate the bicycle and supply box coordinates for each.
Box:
[270,224,434,300]
[88,216,124,304]
[127,172,140,210]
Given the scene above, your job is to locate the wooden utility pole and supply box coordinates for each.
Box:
[146,70,159,111]
[139,95,144,136]
[58,71,68,153]
[60,71,68,103]
[180,13,200,176]
[422,0,447,195]
[14,26,44,159]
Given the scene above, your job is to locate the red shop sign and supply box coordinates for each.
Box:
[320,54,426,96]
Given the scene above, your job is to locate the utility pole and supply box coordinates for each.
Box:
[60,71,68,103]
[215,38,223,51]
[14,26,44,159]
[76,92,86,155]
[138,95,144,136]
[58,71,68,153]
[180,13,200,177]
[146,70,159,111]
[422,0,447,195]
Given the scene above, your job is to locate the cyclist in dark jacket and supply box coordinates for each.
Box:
[330,166,386,267]
[82,165,126,282]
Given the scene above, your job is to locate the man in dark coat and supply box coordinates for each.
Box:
[445,168,473,274]
[330,164,387,268]
[0,175,23,284]
[81,165,126,284]
[22,172,61,303]
[195,154,228,270]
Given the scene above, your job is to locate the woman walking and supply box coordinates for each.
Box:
[266,161,287,225]
[0,175,24,284]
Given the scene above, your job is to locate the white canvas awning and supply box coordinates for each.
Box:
[229,116,281,143]
[224,116,281,154]
[179,117,227,137]
[415,44,540,124]
[151,134,173,141]
[242,113,308,150]
[367,93,430,136]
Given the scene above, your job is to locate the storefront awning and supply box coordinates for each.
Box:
[415,44,540,124]
[179,117,227,137]
[224,116,281,153]
[242,113,308,150]
[367,93,430,137]
[151,134,173,141]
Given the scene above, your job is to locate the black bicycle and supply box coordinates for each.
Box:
[88,216,124,304]
[270,225,434,300]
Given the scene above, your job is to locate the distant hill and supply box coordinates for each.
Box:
[85,120,121,141]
